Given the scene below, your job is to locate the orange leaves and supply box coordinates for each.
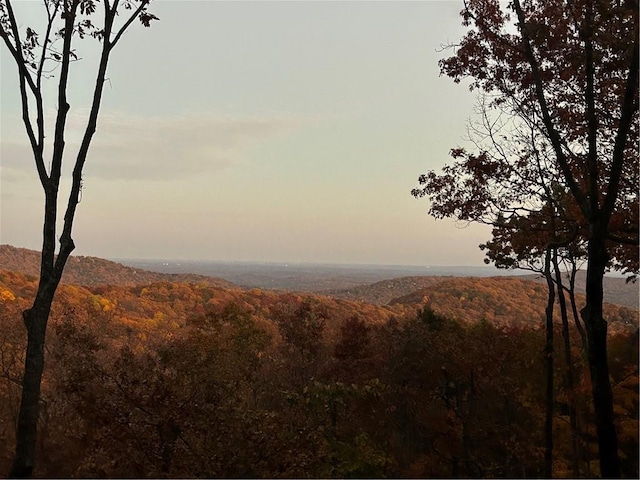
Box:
[0,264,636,477]
[0,287,15,302]
[0,252,637,477]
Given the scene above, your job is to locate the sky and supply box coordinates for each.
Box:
[0,0,493,266]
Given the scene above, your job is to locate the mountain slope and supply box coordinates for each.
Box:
[0,245,235,288]
[387,276,638,333]
[323,276,445,305]
[327,272,639,309]
[515,271,639,309]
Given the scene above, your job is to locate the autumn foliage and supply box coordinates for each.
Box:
[0,259,637,478]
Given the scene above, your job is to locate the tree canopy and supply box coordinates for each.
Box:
[413,0,638,476]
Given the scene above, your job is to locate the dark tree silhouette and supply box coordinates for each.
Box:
[415,1,638,475]
[0,1,157,476]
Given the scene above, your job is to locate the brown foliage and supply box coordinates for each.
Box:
[0,265,637,477]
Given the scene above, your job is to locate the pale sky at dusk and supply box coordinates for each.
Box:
[1,0,492,266]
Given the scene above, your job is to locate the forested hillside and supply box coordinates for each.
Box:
[0,245,234,288]
[515,272,640,309]
[389,276,638,334]
[0,254,637,477]
[327,272,639,309]
[326,275,637,334]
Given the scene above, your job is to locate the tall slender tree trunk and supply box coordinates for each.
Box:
[9,187,68,478]
[567,262,588,353]
[9,241,71,478]
[552,254,580,478]
[10,301,53,478]
[581,229,619,478]
[543,249,555,479]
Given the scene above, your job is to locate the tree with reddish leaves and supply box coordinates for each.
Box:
[414,0,638,476]
[413,109,578,477]
[0,1,157,476]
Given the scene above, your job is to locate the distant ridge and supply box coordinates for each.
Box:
[2,244,636,310]
[385,276,638,333]
[513,272,639,310]
[323,276,444,305]
[0,245,236,288]
[326,273,639,310]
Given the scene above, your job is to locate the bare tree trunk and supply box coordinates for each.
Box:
[9,198,74,477]
[543,248,555,479]
[10,300,54,478]
[582,230,619,478]
[567,260,588,353]
[552,254,580,478]
[9,183,72,478]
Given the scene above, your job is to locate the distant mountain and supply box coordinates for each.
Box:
[327,272,639,309]
[323,276,445,305]
[2,244,636,333]
[326,275,638,333]
[115,260,461,292]
[394,277,636,331]
[514,271,639,309]
[0,245,236,288]
[116,260,528,292]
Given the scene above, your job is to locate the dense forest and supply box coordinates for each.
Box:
[0,249,637,477]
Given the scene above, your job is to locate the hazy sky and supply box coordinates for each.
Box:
[1,0,492,266]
